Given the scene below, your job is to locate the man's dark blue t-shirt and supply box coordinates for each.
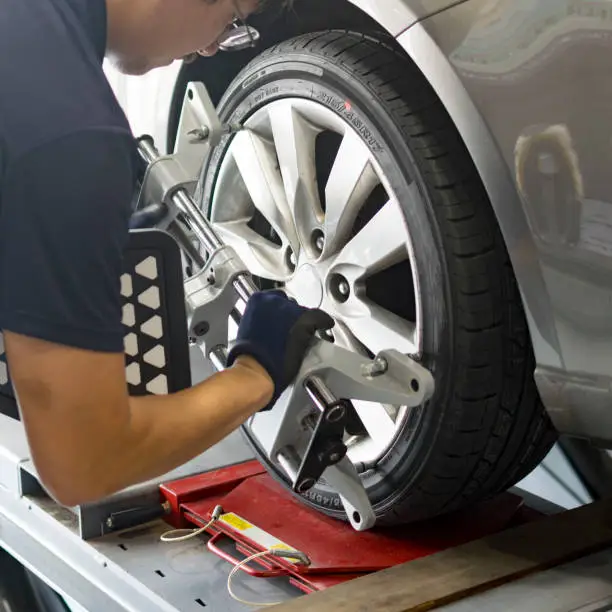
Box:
[0,0,139,378]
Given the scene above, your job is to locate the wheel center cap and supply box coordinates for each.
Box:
[289,264,323,308]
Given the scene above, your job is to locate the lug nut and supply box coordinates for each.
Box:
[338,281,350,296]
[329,274,351,303]
[311,229,325,254]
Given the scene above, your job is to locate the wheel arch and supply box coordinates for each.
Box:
[396,21,562,366]
[166,0,562,368]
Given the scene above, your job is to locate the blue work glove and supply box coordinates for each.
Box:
[226,290,335,410]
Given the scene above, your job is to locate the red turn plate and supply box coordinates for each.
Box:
[160,463,543,593]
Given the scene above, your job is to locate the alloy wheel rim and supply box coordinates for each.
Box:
[210,97,423,466]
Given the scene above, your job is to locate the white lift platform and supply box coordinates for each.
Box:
[2,409,612,612]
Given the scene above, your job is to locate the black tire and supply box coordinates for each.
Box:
[199,30,558,524]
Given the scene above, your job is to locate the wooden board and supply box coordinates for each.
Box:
[270,499,612,612]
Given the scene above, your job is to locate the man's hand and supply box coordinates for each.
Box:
[227,290,335,409]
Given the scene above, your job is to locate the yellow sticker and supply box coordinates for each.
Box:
[220,512,253,531]
[269,543,293,552]
[217,515,303,564]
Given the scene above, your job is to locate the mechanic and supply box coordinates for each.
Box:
[0,0,333,507]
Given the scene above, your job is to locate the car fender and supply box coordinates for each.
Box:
[329,0,467,37]
[397,17,562,369]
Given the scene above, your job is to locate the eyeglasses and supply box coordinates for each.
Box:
[217,2,260,52]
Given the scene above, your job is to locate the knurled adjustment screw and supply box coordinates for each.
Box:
[361,357,388,378]
[187,127,210,143]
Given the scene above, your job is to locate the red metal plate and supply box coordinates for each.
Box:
[182,473,534,575]
[159,460,265,528]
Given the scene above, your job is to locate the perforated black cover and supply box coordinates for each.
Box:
[0,229,191,416]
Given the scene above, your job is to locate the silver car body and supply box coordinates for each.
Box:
[108,0,612,446]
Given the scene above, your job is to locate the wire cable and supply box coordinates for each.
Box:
[159,505,223,542]
[227,550,284,608]
[160,504,305,606]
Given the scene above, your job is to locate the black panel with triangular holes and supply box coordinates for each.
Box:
[0,229,191,414]
[120,229,191,396]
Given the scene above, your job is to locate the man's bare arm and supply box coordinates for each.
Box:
[4,330,274,506]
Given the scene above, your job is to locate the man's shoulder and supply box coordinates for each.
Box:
[0,125,140,358]
[0,0,131,164]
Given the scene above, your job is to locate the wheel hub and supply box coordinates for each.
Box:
[287,263,324,309]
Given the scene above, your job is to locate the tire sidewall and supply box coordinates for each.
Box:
[198,46,455,518]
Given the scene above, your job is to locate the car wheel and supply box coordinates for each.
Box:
[198,30,557,524]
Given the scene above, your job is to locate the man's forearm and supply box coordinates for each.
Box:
[90,359,273,500]
[6,325,275,506]
[114,362,270,492]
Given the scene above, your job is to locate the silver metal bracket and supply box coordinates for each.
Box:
[135,82,242,229]
[175,82,223,154]
[172,82,242,183]
[184,244,247,361]
[246,342,435,531]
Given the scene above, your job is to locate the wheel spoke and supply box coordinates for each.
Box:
[341,300,418,355]
[331,320,370,356]
[331,197,409,281]
[323,130,379,257]
[351,400,398,449]
[214,220,289,281]
[232,130,299,252]
[269,102,323,251]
